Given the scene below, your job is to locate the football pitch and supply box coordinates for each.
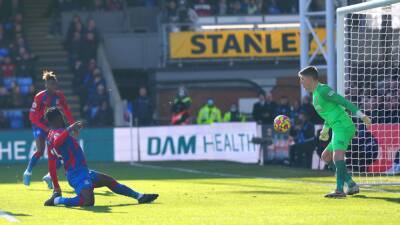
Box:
[0,162,399,225]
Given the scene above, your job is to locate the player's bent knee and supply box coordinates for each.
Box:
[83,199,94,206]
[321,151,332,163]
[34,145,46,154]
[82,196,94,206]
[80,190,95,206]
[333,150,346,161]
[33,150,44,158]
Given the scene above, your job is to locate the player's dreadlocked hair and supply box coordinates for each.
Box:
[45,107,62,123]
[42,70,57,81]
[45,107,67,127]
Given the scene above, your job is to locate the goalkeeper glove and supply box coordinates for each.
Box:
[361,115,372,126]
[319,127,330,142]
[356,111,372,126]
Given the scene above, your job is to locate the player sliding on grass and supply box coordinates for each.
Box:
[43,107,158,206]
[298,66,371,198]
[24,70,75,189]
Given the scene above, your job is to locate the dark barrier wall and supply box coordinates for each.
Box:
[61,11,126,37]
[103,33,161,69]
[61,8,159,38]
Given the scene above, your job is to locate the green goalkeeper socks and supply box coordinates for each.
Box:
[334,160,346,192]
[344,169,356,187]
[331,160,356,188]
[327,161,336,171]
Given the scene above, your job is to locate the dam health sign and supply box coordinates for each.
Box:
[136,122,260,163]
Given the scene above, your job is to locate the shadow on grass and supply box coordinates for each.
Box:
[62,190,116,197]
[67,202,161,213]
[1,211,31,217]
[353,195,400,204]
[67,203,136,213]
[26,189,116,197]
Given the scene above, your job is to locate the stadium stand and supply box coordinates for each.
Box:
[0,0,36,128]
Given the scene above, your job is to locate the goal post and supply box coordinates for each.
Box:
[337,0,400,185]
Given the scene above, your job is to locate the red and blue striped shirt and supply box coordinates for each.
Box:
[47,129,87,190]
[29,90,74,131]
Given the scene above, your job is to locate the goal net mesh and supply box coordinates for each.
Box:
[343,2,400,185]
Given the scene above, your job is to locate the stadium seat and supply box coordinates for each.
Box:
[0,48,9,57]
[3,77,16,90]
[16,77,33,94]
[19,85,30,94]
[17,77,33,86]
[4,110,24,129]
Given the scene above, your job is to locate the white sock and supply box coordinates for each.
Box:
[137,193,144,199]
[54,197,61,205]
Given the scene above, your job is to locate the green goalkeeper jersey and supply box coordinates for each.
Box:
[312,83,360,130]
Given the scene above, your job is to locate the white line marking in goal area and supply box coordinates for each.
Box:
[0,211,19,223]
[131,163,400,193]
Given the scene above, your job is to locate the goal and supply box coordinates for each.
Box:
[337,0,400,185]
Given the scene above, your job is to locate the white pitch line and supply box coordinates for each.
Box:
[131,163,400,193]
[0,211,19,223]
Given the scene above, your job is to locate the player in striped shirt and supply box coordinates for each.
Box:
[23,70,75,188]
[43,107,158,206]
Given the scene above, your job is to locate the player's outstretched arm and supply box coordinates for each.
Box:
[51,122,83,149]
[47,145,61,195]
[67,121,83,133]
[48,158,61,194]
[320,86,371,126]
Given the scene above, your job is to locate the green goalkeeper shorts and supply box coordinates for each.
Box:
[325,124,356,152]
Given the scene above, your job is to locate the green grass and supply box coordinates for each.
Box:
[0,162,400,225]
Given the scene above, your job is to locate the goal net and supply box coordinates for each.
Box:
[337,0,400,185]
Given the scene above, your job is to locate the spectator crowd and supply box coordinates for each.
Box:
[128,86,322,129]
[65,14,113,127]
[163,0,328,22]
[47,0,124,38]
[347,76,400,124]
[162,0,327,31]
[164,0,300,20]
[252,92,322,126]
[0,0,37,129]
[47,0,124,13]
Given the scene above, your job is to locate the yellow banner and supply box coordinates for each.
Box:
[169,28,326,59]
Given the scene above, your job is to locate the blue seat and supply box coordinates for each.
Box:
[3,77,16,90]
[3,110,12,118]
[16,77,33,94]
[0,48,9,57]
[5,110,24,129]
[20,85,30,94]
[17,77,33,86]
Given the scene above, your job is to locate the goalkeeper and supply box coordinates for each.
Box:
[298,66,371,198]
